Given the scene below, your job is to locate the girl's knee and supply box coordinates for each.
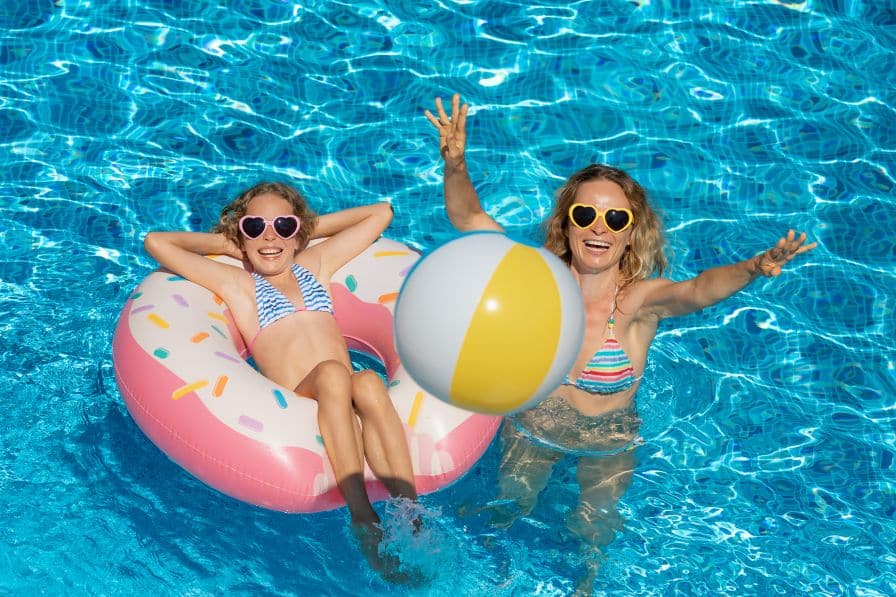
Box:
[351,370,384,394]
[309,360,352,403]
[351,371,392,413]
[316,360,351,384]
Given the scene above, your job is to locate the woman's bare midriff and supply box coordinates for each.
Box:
[555,383,636,417]
[509,384,641,453]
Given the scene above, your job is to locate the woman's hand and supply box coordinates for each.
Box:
[424,93,468,171]
[754,230,817,277]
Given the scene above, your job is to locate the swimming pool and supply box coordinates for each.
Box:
[1,0,894,594]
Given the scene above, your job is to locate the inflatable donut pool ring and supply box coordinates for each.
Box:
[112,237,501,513]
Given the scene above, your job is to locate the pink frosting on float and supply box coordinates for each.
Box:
[114,298,381,512]
[113,269,501,513]
[331,283,400,377]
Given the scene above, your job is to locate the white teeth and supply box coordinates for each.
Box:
[259,248,282,256]
[584,240,610,249]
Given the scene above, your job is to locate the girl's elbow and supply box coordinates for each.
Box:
[377,202,394,227]
[143,231,171,261]
[143,232,159,255]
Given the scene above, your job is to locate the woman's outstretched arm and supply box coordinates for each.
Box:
[639,230,818,320]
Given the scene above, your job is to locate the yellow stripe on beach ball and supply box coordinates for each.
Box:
[450,243,561,412]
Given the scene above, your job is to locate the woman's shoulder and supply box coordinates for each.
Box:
[623,277,674,299]
[619,277,675,319]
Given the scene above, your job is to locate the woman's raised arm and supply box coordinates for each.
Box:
[425,93,504,233]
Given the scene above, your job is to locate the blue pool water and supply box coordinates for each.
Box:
[1,1,895,594]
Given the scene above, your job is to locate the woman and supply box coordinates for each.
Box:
[425,94,816,591]
[143,182,416,565]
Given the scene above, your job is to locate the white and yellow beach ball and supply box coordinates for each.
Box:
[395,232,584,415]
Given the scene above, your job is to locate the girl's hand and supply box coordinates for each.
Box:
[219,233,243,260]
[424,93,468,170]
[755,230,817,277]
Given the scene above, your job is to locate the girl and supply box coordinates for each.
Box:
[144,182,416,561]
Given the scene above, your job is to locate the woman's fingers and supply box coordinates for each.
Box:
[435,95,450,123]
[796,241,818,255]
[425,94,468,131]
[758,230,817,276]
[423,109,441,128]
[455,97,468,133]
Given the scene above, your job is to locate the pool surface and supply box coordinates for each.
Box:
[1,1,894,595]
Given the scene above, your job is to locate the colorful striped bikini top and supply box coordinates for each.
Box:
[563,289,641,395]
[248,264,333,354]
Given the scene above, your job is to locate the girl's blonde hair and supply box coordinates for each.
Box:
[542,164,667,288]
[212,182,319,251]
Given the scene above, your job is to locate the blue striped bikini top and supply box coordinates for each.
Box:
[248,264,333,353]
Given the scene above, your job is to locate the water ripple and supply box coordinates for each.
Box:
[1,1,895,595]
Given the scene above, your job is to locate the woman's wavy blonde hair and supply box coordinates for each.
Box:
[211,182,319,251]
[543,164,667,288]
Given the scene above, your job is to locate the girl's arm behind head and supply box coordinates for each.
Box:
[302,202,393,280]
[143,231,246,301]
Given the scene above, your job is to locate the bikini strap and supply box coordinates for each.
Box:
[608,284,619,331]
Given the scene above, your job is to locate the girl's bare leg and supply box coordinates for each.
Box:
[350,370,417,500]
[351,413,365,465]
[296,360,378,524]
